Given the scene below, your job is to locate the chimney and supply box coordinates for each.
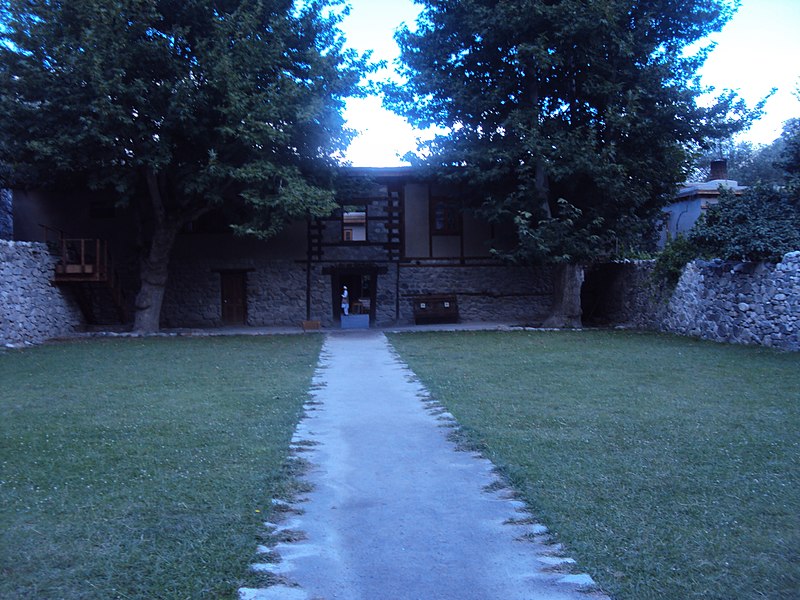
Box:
[709,159,728,181]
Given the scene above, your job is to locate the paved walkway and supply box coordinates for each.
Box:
[240,331,609,600]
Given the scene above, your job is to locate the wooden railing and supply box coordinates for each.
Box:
[40,225,128,322]
[52,238,110,281]
[39,223,111,282]
[40,224,65,250]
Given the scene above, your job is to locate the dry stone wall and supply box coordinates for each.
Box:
[662,252,799,350]
[161,257,554,328]
[609,252,799,351]
[0,240,83,346]
[248,261,310,326]
[6,230,794,351]
[0,189,11,239]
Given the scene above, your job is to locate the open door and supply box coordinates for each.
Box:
[332,269,376,324]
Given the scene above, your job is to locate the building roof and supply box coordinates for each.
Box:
[675,178,746,201]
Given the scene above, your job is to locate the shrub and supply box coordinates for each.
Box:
[653,235,702,286]
[691,185,800,262]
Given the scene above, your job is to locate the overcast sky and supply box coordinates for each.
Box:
[338,0,800,167]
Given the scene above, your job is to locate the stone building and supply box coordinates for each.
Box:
[11,167,554,329]
[659,159,746,246]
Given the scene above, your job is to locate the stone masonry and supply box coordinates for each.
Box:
[3,235,796,350]
[162,259,554,328]
[398,263,553,325]
[0,189,12,239]
[161,258,310,328]
[612,252,800,351]
[662,252,799,351]
[0,240,83,346]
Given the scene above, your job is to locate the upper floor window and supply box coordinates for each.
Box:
[431,198,461,235]
[342,208,367,241]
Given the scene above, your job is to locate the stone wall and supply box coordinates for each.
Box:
[582,261,673,328]
[161,254,555,329]
[161,259,310,328]
[604,252,799,351]
[249,262,310,326]
[6,234,795,350]
[0,240,83,346]
[662,252,799,350]
[398,263,553,324]
[0,189,11,239]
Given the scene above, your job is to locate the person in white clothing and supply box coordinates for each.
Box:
[341,286,349,316]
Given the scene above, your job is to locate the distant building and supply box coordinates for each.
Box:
[660,159,746,246]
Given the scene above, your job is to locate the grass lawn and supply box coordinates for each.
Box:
[388,330,800,600]
[0,335,322,599]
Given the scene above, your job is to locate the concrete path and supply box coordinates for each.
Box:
[240,331,609,600]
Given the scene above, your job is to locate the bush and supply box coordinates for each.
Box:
[653,235,702,286]
[690,185,800,262]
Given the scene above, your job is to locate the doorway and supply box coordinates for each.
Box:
[581,263,628,326]
[332,269,376,323]
[220,270,247,325]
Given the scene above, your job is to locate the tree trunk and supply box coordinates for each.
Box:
[133,224,178,333]
[542,263,584,328]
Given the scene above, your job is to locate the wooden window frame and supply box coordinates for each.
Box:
[430,197,462,236]
[341,205,368,243]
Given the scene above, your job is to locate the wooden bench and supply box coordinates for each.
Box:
[412,294,459,324]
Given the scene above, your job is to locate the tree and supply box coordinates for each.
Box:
[689,115,800,186]
[387,0,758,326]
[779,116,800,188]
[689,139,786,186]
[690,118,800,262]
[0,0,367,332]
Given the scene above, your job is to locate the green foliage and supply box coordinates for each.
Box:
[0,0,370,329]
[512,198,606,263]
[690,139,785,186]
[386,0,759,263]
[652,235,703,286]
[686,119,800,264]
[0,0,367,229]
[691,117,800,186]
[691,185,800,262]
[779,117,800,185]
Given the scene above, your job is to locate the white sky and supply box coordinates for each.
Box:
[339,0,800,167]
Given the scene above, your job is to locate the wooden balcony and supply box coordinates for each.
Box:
[41,226,128,324]
[52,238,110,282]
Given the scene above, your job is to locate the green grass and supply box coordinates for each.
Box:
[0,335,323,599]
[388,330,800,600]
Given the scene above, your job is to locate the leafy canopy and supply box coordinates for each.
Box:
[690,185,800,262]
[690,117,800,187]
[387,0,758,263]
[0,0,369,236]
[691,119,800,263]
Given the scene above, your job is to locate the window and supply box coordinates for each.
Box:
[430,198,461,235]
[342,208,367,241]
